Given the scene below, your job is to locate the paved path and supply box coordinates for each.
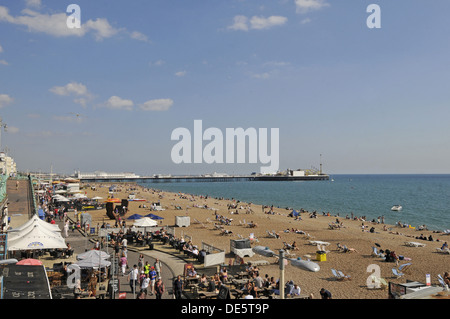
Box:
[57,220,187,299]
[6,179,32,229]
[5,179,187,299]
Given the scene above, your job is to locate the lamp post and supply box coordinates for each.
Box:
[252,245,320,299]
[0,117,7,152]
[252,246,287,299]
[279,249,285,299]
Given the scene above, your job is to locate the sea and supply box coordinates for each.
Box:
[139,174,450,232]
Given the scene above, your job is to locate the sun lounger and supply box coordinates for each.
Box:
[436,247,450,254]
[404,241,426,247]
[284,249,296,258]
[309,240,330,246]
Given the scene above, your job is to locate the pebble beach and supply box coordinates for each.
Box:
[81,182,449,299]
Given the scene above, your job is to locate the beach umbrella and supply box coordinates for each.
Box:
[133,217,157,227]
[144,213,164,220]
[127,214,143,220]
[16,258,43,266]
[92,196,103,200]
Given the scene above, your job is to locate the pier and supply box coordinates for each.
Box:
[78,174,330,183]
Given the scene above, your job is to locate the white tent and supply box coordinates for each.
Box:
[72,193,87,198]
[7,215,60,240]
[133,217,157,227]
[7,224,67,251]
[75,257,111,269]
[77,249,110,261]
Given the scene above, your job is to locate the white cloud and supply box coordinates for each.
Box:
[0,60,9,66]
[252,72,270,79]
[149,59,165,67]
[130,31,149,42]
[25,0,41,8]
[0,94,13,108]
[228,15,249,31]
[175,70,187,77]
[0,5,145,42]
[295,0,329,13]
[228,15,287,31]
[84,18,121,41]
[50,82,93,107]
[52,115,84,123]
[263,61,290,67]
[0,44,3,53]
[249,16,288,30]
[50,82,89,96]
[301,18,312,24]
[6,126,19,134]
[139,99,173,111]
[104,96,134,111]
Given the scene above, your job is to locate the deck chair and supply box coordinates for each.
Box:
[342,245,357,253]
[438,278,447,289]
[338,270,351,280]
[379,277,388,290]
[371,247,384,257]
[237,233,244,239]
[392,268,404,278]
[398,262,412,273]
[368,276,388,290]
[317,244,330,254]
[331,269,344,281]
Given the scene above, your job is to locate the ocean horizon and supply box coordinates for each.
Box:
[139,174,450,232]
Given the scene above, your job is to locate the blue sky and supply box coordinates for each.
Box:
[1,0,450,176]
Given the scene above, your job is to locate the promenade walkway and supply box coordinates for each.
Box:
[4,179,187,299]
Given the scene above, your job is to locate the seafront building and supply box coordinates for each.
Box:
[0,152,17,177]
[75,171,140,180]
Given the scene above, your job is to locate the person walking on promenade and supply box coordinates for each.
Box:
[149,266,157,295]
[154,258,162,278]
[173,275,184,299]
[120,253,128,276]
[155,278,165,299]
[63,221,69,238]
[138,254,144,271]
[140,273,150,297]
[128,264,139,295]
